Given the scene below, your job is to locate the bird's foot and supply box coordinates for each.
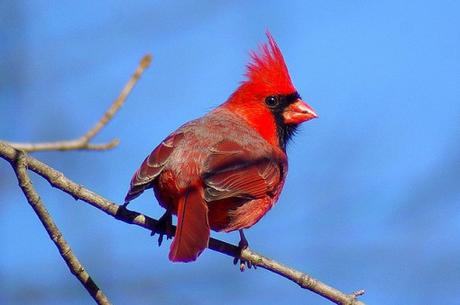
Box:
[150,212,173,246]
[233,230,257,271]
[233,256,256,271]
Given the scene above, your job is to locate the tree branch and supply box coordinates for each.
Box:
[4,55,152,152]
[10,150,111,305]
[0,141,366,305]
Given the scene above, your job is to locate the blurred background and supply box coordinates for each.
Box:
[1,1,459,304]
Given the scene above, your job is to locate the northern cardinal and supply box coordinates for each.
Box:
[124,32,317,262]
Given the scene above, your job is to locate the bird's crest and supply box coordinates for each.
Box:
[244,32,296,95]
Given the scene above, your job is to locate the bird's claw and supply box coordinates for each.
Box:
[150,212,173,246]
[233,230,256,271]
[233,256,257,271]
[150,230,172,246]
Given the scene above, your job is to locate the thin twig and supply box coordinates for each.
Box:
[0,142,366,305]
[11,150,111,305]
[5,55,152,152]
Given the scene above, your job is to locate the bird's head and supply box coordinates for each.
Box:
[224,32,317,150]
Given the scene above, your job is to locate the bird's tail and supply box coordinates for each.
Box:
[169,187,210,262]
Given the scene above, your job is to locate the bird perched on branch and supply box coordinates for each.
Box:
[124,32,317,262]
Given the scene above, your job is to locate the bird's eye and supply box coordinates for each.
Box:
[265,96,279,107]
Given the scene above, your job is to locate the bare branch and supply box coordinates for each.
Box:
[240,248,365,305]
[10,150,111,305]
[0,142,366,305]
[5,55,152,152]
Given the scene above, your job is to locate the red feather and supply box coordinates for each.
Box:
[245,32,296,96]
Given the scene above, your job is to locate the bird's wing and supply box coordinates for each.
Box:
[124,132,184,203]
[203,140,282,202]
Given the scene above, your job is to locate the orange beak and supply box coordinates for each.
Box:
[283,99,318,124]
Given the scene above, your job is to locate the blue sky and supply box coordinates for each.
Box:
[1,1,460,304]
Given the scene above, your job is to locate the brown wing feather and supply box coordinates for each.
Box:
[203,140,281,202]
[124,133,184,203]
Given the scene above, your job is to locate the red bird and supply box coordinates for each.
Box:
[125,33,317,262]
